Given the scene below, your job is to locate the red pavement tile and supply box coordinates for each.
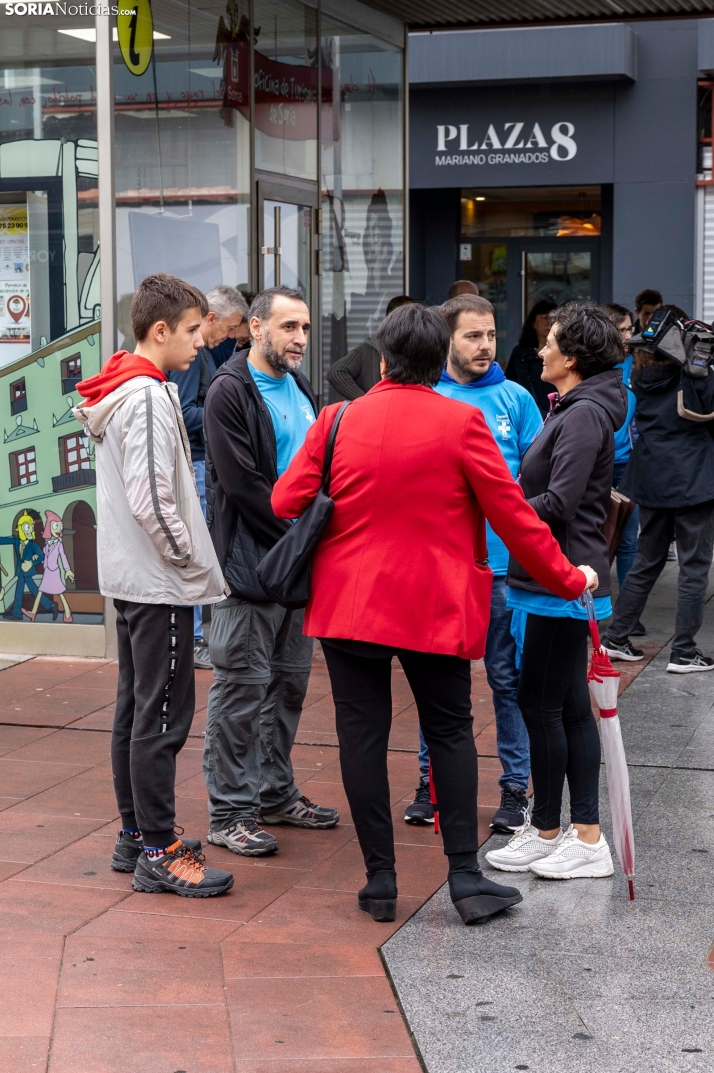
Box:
[0,880,128,942]
[234,1062,422,1073]
[79,907,242,943]
[7,773,120,820]
[15,832,134,891]
[67,707,115,732]
[48,1005,234,1073]
[3,729,110,765]
[212,821,358,873]
[0,951,61,1035]
[222,940,383,979]
[0,726,54,751]
[227,976,413,1061]
[0,1037,51,1072]
[0,811,105,864]
[0,861,28,880]
[0,758,92,798]
[296,838,447,899]
[58,933,226,1007]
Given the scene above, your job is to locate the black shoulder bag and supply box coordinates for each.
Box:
[256,401,349,610]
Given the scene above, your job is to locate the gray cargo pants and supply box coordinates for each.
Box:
[203,598,313,830]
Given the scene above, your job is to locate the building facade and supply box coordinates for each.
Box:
[409,18,709,357]
[0,0,407,655]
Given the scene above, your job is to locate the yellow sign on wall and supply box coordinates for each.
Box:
[117,0,154,77]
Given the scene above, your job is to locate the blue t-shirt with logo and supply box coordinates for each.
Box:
[434,365,543,575]
[248,363,315,475]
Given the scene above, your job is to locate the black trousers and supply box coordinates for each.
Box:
[321,642,478,874]
[608,500,714,657]
[517,615,600,831]
[112,600,195,846]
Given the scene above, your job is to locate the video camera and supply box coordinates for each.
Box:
[630,307,714,379]
[630,307,714,422]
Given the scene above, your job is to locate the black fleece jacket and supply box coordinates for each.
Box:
[508,368,628,599]
[203,350,317,602]
[619,363,714,509]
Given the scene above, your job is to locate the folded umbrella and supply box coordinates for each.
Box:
[582,591,635,900]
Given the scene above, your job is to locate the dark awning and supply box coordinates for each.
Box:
[362,0,713,30]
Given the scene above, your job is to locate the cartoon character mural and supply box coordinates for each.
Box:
[23,510,74,623]
[0,511,56,621]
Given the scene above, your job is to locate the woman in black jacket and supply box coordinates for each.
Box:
[505,300,557,415]
[487,302,627,881]
[602,346,714,672]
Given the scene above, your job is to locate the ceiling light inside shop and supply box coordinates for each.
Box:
[475,197,486,202]
[58,28,171,42]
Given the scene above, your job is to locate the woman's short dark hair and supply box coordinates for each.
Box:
[601,302,632,327]
[551,301,624,378]
[377,303,449,386]
[519,299,557,348]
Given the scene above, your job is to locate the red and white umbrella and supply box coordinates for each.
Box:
[583,591,636,900]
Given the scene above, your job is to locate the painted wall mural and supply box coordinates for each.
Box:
[0,321,101,625]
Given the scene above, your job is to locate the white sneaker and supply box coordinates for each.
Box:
[528,824,614,879]
[485,822,563,873]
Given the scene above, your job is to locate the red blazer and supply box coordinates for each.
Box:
[272,380,586,660]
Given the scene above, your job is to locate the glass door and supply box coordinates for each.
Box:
[258,179,318,384]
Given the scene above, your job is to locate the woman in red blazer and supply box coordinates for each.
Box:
[272,304,597,926]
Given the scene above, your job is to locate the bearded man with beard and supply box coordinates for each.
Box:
[202,286,339,858]
[404,295,545,835]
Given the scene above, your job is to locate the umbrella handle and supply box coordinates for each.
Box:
[581,590,601,650]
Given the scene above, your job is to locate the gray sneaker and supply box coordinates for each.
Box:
[261,794,339,829]
[207,818,278,856]
[194,640,213,671]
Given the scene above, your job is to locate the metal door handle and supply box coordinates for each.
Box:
[262,206,281,286]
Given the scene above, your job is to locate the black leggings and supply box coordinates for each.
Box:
[517,615,600,831]
[321,642,478,874]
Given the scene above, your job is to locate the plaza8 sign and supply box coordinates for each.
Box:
[436,121,577,166]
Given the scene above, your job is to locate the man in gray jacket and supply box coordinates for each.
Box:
[75,273,234,898]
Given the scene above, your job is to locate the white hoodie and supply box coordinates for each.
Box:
[74,376,228,606]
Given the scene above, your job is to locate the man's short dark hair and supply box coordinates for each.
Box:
[551,301,624,378]
[601,303,632,326]
[131,273,208,342]
[635,288,663,311]
[439,295,495,336]
[249,286,306,324]
[377,303,449,386]
[386,294,416,316]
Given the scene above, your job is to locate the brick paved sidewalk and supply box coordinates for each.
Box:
[0,642,661,1072]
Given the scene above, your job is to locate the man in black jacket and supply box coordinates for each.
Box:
[326,294,415,400]
[202,285,339,857]
[602,351,714,672]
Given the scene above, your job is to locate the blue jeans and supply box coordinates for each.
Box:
[418,577,530,790]
[193,459,207,641]
[614,460,640,587]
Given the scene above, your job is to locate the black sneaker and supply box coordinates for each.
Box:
[404,777,434,825]
[111,830,203,872]
[132,841,234,897]
[490,782,529,833]
[194,639,213,671]
[208,818,279,856]
[667,650,714,674]
[261,795,339,829]
[601,635,644,662]
[630,621,647,637]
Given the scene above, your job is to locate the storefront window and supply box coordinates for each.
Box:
[114,0,252,350]
[320,15,404,398]
[0,18,101,625]
[461,186,601,239]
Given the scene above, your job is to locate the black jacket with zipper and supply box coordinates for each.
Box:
[203,350,317,602]
[619,362,714,509]
[508,368,628,599]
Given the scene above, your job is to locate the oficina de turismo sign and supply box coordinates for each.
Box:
[435,121,577,167]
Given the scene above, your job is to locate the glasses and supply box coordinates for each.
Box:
[619,324,634,338]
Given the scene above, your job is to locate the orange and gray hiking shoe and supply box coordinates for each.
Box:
[132,841,234,897]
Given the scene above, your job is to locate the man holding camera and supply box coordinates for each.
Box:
[602,310,714,673]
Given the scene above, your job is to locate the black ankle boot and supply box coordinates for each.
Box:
[448,852,522,925]
[358,869,397,922]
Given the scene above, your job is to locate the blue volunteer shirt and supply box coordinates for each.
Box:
[434,363,543,575]
[613,352,636,465]
[248,363,315,475]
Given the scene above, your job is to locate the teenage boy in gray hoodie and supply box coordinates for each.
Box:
[75,273,234,897]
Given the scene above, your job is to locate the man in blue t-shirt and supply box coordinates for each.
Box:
[404,294,543,834]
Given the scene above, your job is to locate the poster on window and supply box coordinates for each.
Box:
[0,205,30,342]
